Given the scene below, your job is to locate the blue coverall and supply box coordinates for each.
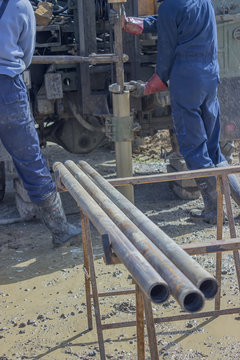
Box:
[0,0,56,204]
[141,0,225,170]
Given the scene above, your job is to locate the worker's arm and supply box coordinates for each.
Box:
[156,2,178,83]
[18,1,36,69]
[122,15,158,35]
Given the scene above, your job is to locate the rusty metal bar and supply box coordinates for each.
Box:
[136,285,145,360]
[108,165,240,186]
[101,307,240,330]
[182,238,240,255]
[53,162,169,304]
[90,288,135,298]
[78,161,219,301]
[112,3,125,90]
[81,211,93,330]
[66,160,205,313]
[215,176,224,310]
[221,174,240,290]
[143,295,159,360]
[81,214,106,359]
[31,53,128,65]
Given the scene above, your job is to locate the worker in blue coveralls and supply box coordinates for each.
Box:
[122,0,240,224]
[0,0,81,246]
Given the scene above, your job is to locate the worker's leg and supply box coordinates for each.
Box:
[201,81,225,166]
[0,74,55,204]
[193,176,218,224]
[0,74,81,246]
[170,76,221,170]
[170,75,219,222]
[202,85,240,206]
[37,192,81,247]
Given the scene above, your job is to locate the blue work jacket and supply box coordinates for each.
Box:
[142,0,219,84]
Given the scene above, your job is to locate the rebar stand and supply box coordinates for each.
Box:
[71,165,240,360]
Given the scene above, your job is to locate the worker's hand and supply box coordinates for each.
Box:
[144,73,168,95]
[122,16,144,35]
[126,74,168,98]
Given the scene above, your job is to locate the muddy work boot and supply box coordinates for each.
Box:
[37,192,81,247]
[190,177,218,224]
[216,160,240,206]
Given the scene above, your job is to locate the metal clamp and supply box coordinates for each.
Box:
[105,115,134,141]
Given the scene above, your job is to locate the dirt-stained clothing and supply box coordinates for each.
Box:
[0,0,56,204]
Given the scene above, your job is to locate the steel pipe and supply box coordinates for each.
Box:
[31,54,129,65]
[64,160,204,313]
[111,91,134,202]
[112,3,125,90]
[78,161,219,300]
[53,162,169,304]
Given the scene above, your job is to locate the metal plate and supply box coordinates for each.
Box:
[44,73,63,100]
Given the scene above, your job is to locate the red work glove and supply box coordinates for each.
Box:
[144,73,168,95]
[128,73,168,97]
[122,16,144,35]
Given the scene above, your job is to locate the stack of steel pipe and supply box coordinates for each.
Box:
[53,161,219,313]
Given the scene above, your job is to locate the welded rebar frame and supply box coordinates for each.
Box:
[55,164,240,360]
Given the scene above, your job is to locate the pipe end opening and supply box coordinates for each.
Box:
[183,292,204,313]
[200,279,219,299]
[150,284,170,304]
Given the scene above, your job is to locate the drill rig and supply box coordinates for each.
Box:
[27,0,240,152]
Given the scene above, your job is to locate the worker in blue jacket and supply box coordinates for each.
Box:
[122,0,240,224]
[0,0,81,246]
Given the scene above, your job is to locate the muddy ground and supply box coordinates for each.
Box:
[0,132,240,360]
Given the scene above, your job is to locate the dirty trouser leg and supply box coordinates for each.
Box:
[170,71,224,170]
[0,74,81,246]
[170,72,225,222]
[0,74,56,204]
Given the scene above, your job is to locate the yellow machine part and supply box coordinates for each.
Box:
[138,0,157,16]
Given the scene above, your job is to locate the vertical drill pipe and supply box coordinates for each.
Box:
[111,2,134,202]
[112,3,125,89]
[112,91,134,202]
[78,161,219,300]
[65,160,205,312]
[53,162,169,304]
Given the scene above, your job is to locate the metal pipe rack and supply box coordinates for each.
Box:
[53,161,240,360]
